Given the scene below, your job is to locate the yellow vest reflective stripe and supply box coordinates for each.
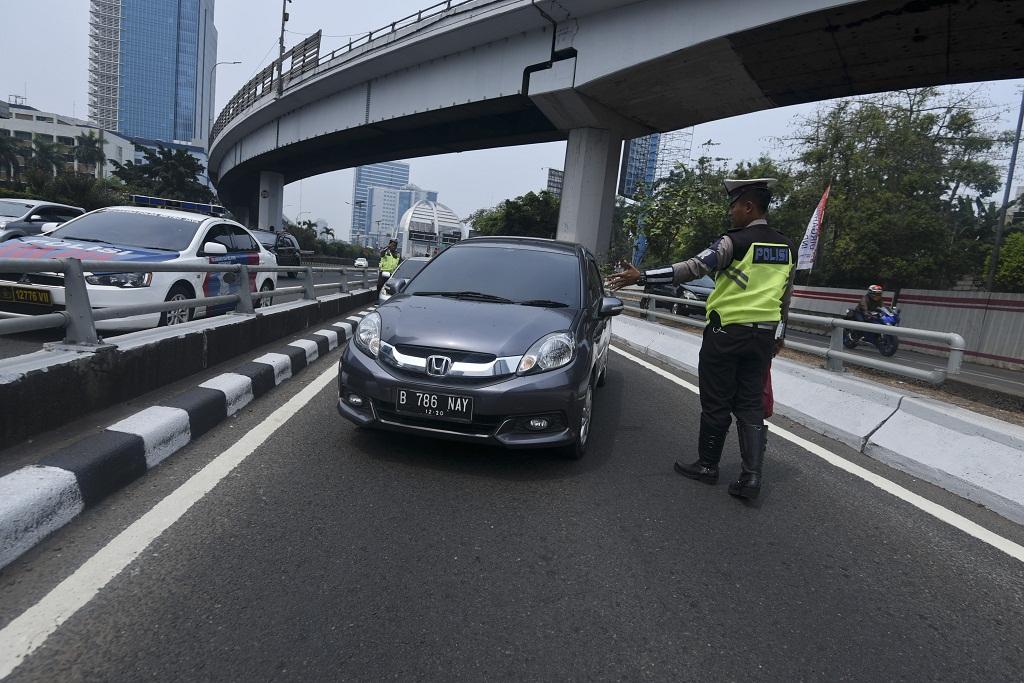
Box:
[706,242,792,326]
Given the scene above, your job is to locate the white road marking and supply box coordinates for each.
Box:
[199,373,255,416]
[107,407,191,469]
[0,468,84,572]
[314,329,339,350]
[0,364,338,680]
[610,346,1024,564]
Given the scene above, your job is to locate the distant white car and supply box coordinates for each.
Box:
[0,206,278,331]
[354,257,368,268]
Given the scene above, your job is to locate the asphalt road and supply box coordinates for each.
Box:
[2,344,1023,681]
[0,270,366,361]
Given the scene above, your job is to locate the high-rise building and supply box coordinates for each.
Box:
[350,161,411,244]
[546,168,564,197]
[88,0,217,149]
[365,184,437,251]
[618,133,660,198]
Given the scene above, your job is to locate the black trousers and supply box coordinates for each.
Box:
[698,323,774,432]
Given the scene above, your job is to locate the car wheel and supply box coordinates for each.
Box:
[560,382,593,460]
[159,283,194,327]
[254,281,274,309]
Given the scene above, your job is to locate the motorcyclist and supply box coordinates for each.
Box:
[853,284,884,322]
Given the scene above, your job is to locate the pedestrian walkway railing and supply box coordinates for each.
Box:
[616,287,966,385]
[0,257,377,348]
[210,0,477,145]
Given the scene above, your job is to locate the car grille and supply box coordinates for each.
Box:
[374,401,503,436]
[0,272,65,287]
[392,344,496,364]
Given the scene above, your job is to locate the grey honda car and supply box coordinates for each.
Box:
[337,237,623,458]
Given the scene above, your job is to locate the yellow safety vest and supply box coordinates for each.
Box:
[706,242,792,326]
[380,252,400,272]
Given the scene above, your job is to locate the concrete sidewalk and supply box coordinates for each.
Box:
[613,315,1024,526]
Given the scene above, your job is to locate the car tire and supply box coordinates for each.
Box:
[159,282,195,327]
[559,382,593,460]
[254,280,274,309]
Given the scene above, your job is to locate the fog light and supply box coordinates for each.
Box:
[348,394,364,407]
[527,417,549,431]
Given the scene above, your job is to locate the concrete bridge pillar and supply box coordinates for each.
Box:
[257,171,284,231]
[556,127,621,262]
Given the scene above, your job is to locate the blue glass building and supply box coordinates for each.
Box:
[618,133,661,198]
[350,162,411,244]
[89,0,217,148]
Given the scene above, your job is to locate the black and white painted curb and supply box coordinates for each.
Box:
[0,307,378,571]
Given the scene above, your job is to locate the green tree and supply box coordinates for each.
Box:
[74,131,107,178]
[112,146,215,203]
[991,231,1024,292]
[467,190,559,238]
[0,135,21,182]
[779,88,1007,289]
[30,138,66,177]
[320,225,335,240]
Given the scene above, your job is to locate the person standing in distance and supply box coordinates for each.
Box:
[606,178,796,500]
[378,238,401,294]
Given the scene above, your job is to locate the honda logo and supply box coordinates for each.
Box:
[426,355,452,376]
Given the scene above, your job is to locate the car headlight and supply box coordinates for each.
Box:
[354,311,381,358]
[517,332,574,375]
[85,272,152,288]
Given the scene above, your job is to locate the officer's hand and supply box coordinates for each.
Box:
[773,338,785,357]
[605,262,641,291]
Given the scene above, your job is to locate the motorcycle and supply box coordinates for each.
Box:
[843,306,901,357]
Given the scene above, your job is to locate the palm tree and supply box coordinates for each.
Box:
[320,226,335,240]
[0,135,21,182]
[74,131,107,178]
[30,138,65,177]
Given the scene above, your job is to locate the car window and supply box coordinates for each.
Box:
[286,235,300,250]
[587,259,603,307]
[37,207,78,221]
[229,226,258,252]
[251,231,276,249]
[50,210,202,251]
[405,245,582,307]
[392,259,427,280]
[202,225,234,252]
[0,201,31,218]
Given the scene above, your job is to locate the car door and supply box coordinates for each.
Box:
[275,234,297,266]
[229,226,262,293]
[197,224,240,313]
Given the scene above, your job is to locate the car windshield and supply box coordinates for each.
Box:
[0,201,32,218]
[687,275,715,288]
[250,231,276,248]
[405,245,581,307]
[49,210,202,251]
[391,259,427,280]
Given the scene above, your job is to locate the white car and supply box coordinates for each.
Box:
[353,257,368,268]
[0,206,278,331]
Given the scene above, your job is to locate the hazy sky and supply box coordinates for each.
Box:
[2,0,1022,240]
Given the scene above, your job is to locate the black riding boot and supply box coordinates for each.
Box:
[674,419,728,484]
[729,421,766,499]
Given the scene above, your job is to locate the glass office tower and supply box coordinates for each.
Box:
[88,0,217,148]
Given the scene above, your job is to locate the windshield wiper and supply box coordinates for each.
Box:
[518,299,569,308]
[58,237,107,243]
[413,290,513,303]
[136,245,178,252]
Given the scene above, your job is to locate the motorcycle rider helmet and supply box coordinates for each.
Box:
[867,284,883,301]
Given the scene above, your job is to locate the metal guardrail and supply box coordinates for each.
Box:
[617,288,966,385]
[0,257,377,348]
[209,0,477,145]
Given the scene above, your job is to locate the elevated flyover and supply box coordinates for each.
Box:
[208,0,1024,257]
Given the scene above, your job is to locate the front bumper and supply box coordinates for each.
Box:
[336,343,589,449]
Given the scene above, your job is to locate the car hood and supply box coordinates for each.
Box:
[0,235,179,264]
[379,295,579,357]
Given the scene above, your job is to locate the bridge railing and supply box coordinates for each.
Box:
[0,258,377,348]
[209,0,478,146]
[616,287,966,385]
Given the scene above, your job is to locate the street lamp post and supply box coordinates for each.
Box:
[207,60,241,140]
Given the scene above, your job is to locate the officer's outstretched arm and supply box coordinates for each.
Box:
[643,236,734,286]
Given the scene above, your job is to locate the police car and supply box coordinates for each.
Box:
[0,206,278,331]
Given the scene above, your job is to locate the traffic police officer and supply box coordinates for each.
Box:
[607,178,795,500]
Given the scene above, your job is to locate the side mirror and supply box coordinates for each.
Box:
[598,296,624,318]
[203,242,228,256]
[380,271,391,279]
[29,214,43,222]
[385,278,409,295]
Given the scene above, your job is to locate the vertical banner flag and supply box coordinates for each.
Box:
[797,184,831,271]
[632,232,648,267]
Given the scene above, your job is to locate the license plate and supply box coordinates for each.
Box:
[0,284,53,307]
[396,388,474,422]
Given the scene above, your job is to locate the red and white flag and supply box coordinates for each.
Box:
[797,184,830,271]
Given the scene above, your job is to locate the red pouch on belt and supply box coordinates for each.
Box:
[763,361,774,419]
